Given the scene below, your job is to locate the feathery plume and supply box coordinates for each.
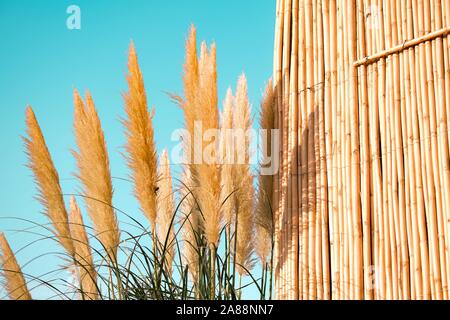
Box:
[255,80,275,264]
[23,107,75,258]
[0,233,32,300]
[220,88,235,227]
[180,167,202,282]
[69,197,98,300]
[73,90,120,260]
[122,42,158,229]
[156,150,176,274]
[233,74,255,274]
[178,27,222,246]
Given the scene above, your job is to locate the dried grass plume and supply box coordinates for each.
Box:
[73,90,120,260]
[255,80,275,264]
[122,42,158,230]
[69,196,98,300]
[0,233,32,300]
[24,106,75,258]
[156,150,176,274]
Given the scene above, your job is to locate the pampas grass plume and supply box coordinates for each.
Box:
[69,196,98,300]
[73,90,120,260]
[0,233,32,300]
[255,80,275,264]
[122,42,158,230]
[24,106,75,258]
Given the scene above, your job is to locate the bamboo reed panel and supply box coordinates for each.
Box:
[273,0,450,300]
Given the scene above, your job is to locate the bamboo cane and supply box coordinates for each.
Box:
[313,0,324,300]
[273,0,284,299]
[320,0,331,300]
[357,0,373,300]
[289,0,299,300]
[298,0,309,300]
[329,0,340,300]
[432,0,450,299]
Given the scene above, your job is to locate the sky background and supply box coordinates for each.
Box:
[0,0,275,299]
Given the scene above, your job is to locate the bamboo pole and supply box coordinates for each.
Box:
[280,0,292,299]
[288,0,299,300]
[273,0,284,299]
[433,0,450,299]
[354,26,450,67]
[313,0,324,300]
[298,0,309,300]
[356,0,373,300]
[329,0,340,300]
[320,0,331,300]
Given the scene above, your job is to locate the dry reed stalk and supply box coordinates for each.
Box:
[69,197,98,300]
[416,0,441,299]
[24,107,75,258]
[0,233,31,300]
[375,1,393,299]
[273,0,284,298]
[411,0,431,299]
[305,0,316,300]
[288,0,299,299]
[424,0,445,299]
[389,0,410,299]
[404,0,425,299]
[432,0,450,299]
[122,43,158,231]
[399,0,416,300]
[348,0,363,299]
[441,0,450,297]
[233,74,255,275]
[280,0,292,298]
[320,0,331,300]
[156,150,176,275]
[399,0,416,299]
[356,0,373,300]
[298,0,309,299]
[328,0,340,299]
[313,0,324,300]
[73,90,120,260]
[255,80,275,265]
[368,0,386,298]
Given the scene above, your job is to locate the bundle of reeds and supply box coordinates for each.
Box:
[273,0,450,300]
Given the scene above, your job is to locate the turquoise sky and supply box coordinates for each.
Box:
[0,0,275,299]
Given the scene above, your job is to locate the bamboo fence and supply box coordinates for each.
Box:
[273,0,450,300]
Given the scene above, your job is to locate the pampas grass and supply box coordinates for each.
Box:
[69,196,98,300]
[23,107,75,258]
[255,80,275,264]
[5,26,275,301]
[178,27,222,248]
[232,75,255,275]
[220,88,236,227]
[0,233,31,300]
[156,150,176,274]
[73,90,120,260]
[122,43,158,230]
